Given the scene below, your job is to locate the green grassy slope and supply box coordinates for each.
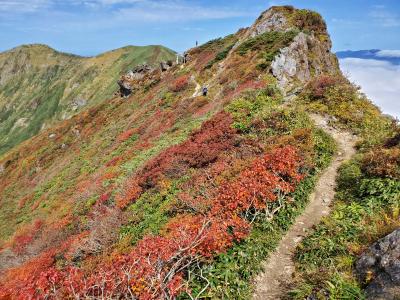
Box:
[0,44,176,154]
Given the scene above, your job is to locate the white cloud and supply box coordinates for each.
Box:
[369,7,400,27]
[339,58,400,118]
[114,1,251,22]
[376,50,400,58]
[0,0,251,22]
[0,0,50,12]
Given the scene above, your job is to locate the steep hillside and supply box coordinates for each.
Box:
[0,44,175,154]
[0,5,397,300]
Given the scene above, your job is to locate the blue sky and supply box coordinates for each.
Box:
[0,0,399,56]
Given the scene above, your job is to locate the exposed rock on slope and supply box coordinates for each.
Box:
[271,32,338,91]
[356,228,400,300]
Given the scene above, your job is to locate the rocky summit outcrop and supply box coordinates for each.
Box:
[356,228,400,300]
[248,7,290,37]
[246,6,339,93]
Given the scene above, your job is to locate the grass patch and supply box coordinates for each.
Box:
[205,42,236,69]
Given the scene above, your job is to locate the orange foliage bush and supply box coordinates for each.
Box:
[305,74,344,100]
[116,178,143,209]
[117,128,136,143]
[11,219,43,254]
[170,75,189,92]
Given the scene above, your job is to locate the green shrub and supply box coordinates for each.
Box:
[205,43,236,69]
[226,88,281,133]
[236,30,298,70]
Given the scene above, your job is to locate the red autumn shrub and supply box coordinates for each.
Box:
[98,192,111,204]
[306,74,343,99]
[116,178,143,209]
[105,156,123,167]
[117,128,137,143]
[143,111,237,180]
[11,219,44,254]
[170,75,190,92]
[117,111,239,208]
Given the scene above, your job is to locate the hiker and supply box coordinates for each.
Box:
[196,40,198,47]
[202,86,208,96]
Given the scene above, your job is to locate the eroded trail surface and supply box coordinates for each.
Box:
[253,114,357,300]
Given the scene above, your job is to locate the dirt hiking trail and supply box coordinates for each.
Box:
[253,114,357,300]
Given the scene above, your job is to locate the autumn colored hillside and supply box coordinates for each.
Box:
[0,44,175,154]
[0,5,398,300]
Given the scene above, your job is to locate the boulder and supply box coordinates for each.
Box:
[356,228,400,300]
[71,97,87,111]
[117,64,155,97]
[117,79,133,97]
[160,60,173,72]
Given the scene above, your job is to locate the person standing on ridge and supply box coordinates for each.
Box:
[202,86,208,96]
[183,52,188,64]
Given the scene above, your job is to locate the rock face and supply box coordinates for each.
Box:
[271,32,338,91]
[356,228,400,300]
[249,8,288,37]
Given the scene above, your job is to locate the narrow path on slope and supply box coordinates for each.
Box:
[252,114,357,300]
[192,81,201,97]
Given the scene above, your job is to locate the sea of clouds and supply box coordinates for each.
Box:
[339,52,400,119]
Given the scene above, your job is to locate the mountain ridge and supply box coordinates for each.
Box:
[0,5,398,300]
[0,43,176,154]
